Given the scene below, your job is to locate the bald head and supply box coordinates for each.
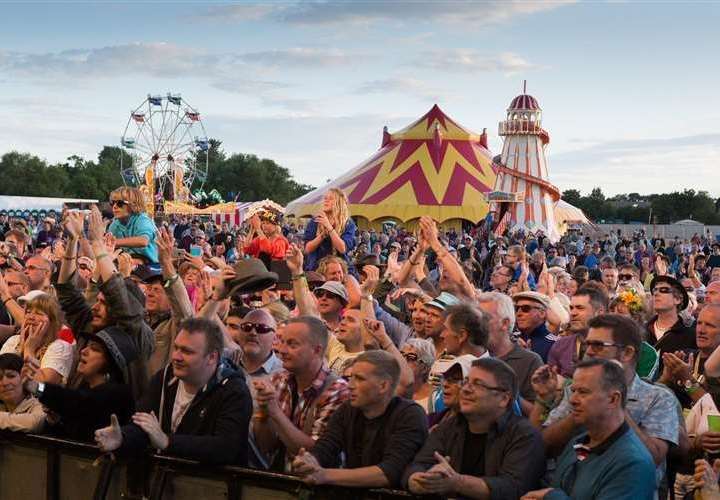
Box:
[242,308,277,330]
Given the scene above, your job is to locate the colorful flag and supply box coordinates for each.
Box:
[167,95,182,105]
[148,96,162,106]
[131,113,145,123]
[186,111,200,121]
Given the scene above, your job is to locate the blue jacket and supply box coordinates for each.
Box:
[303,218,356,272]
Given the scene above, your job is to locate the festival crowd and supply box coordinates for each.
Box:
[1,185,720,499]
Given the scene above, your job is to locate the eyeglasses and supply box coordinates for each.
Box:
[652,287,674,295]
[110,199,128,208]
[78,264,91,271]
[514,304,544,313]
[313,289,340,300]
[239,323,275,334]
[462,377,508,393]
[582,340,625,351]
[618,274,634,281]
[685,286,695,292]
[401,352,418,362]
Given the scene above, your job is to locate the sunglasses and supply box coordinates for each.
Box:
[78,264,91,271]
[652,287,674,295]
[239,323,275,334]
[313,289,341,300]
[110,199,128,208]
[514,304,544,313]
[618,274,634,281]
[582,340,625,351]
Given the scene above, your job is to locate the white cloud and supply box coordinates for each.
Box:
[354,77,443,101]
[414,49,539,75]
[200,1,574,27]
[550,134,720,196]
[237,48,359,67]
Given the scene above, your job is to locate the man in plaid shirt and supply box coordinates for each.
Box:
[253,316,349,470]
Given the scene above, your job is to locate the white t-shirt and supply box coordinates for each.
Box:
[685,392,720,439]
[326,334,361,376]
[171,380,196,433]
[1,335,75,384]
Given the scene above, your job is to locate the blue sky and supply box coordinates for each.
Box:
[1,1,719,197]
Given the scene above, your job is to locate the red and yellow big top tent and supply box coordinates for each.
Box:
[285,105,497,226]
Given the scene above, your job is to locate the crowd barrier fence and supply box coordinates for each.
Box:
[0,431,419,500]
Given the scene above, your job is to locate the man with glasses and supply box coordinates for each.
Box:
[227,308,282,378]
[404,357,545,499]
[23,256,52,292]
[617,263,640,285]
[487,264,514,294]
[541,314,680,486]
[646,275,695,356]
[312,281,348,331]
[513,292,557,363]
[523,358,656,500]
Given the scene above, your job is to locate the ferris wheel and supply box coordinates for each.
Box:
[120,93,209,203]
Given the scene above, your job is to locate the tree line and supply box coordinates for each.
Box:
[562,188,720,225]
[0,139,314,205]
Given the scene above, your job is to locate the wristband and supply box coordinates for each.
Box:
[2,297,12,306]
[163,274,180,289]
[95,253,109,260]
[63,255,76,261]
[291,273,306,281]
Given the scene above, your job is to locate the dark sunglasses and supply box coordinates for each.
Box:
[239,323,275,334]
[582,340,625,351]
[618,273,634,281]
[110,199,128,208]
[78,264,91,271]
[652,287,674,295]
[313,289,340,300]
[514,304,544,313]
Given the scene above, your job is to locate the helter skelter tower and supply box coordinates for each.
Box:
[491,82,561,242]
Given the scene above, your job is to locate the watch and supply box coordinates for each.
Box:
[33,382,45,399]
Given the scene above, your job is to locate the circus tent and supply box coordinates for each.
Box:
[285,105,497,225]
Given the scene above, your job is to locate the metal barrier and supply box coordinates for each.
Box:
[0,432,416,500]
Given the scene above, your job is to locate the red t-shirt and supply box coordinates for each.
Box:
[244,235,289,260]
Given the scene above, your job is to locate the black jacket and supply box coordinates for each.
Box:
[311,397,428,487]
[402,411,545,500]
[119,361,252,465]
[40,381,134,442]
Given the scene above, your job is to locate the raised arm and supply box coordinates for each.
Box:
[420,217,475,299]
[287,244,319,317]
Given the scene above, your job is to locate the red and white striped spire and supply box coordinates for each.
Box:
[494,83,561,241]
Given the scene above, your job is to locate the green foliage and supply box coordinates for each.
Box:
[566,187,720,224]
[0,140,313,205]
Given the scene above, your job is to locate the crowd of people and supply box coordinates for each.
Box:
[1,185,720,499]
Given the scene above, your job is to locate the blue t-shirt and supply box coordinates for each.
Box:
[303,217,357,272]
[108,212,159,264]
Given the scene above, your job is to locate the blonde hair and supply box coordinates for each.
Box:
[24,293,64,356]
[110,186,146,215]
[325,188,350,235]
